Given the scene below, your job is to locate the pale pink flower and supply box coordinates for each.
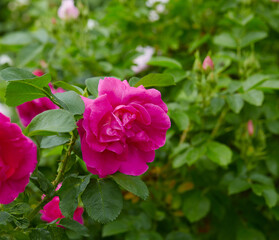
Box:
[132,46,155,73]
[58,0,79,20]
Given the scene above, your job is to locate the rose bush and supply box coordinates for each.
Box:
[78,77,171,177]
[0,113,37,204]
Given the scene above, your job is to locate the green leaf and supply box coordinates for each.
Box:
[183,191,210,222]
[0,212,12,225]
[210,97,225,115]
[147,56,182,69]
[228,178,250,195]
[55,91,85,115]
[16,43,44,67]
[1,68,52,106]
[213,33,237,48]
[86,77,102,98]
[29,229,52,240]
[58,175,90,218]
[134,73,175,88]
[53,81,83,95]
[26,109,76,136]
[166,232,194,240]
[13,217,29,229]
[102,219,130,237]
[226,94,244,113]
[242,74,268,91]
[163,69,187,83]
[112,173,149,200]
[237,227,266,240]
[258,80,279,90]
[36,170,54,194]
[7,203,31,215]
[206,141,232,166]
[1,31,33,45]
[129,77,140,87]
[240,31,268,48]
[263,188,278,208]
[170,111,189,131]
[40,134,70,148]
[241,89,264,106]
[82,179,123,224]
[58,218,89,237]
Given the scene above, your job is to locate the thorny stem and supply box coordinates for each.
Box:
[27,133,78,222]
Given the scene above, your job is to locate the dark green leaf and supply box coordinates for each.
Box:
[102,219,130,237]
[240,31,268,48]
[82,179,123,224]
[228,178,250,195]
[112,173,149,200]
[59,218,89,237]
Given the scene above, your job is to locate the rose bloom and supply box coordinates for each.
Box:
[77,77,171,178]
[16,70,64,127]
[40,184,84,225]
[58,0,79,20]
[0,113,37,204]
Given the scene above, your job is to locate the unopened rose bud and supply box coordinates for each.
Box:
[32,69,44,77]
[247,120,254,136]
[51,17,57,25]
[202,56,214,71]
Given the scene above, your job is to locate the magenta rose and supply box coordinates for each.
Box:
[77,77,171,178]
[40,183,84,225]
[16,70,64,127]
[0,113,37,204]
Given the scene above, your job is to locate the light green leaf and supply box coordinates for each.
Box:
[210,97,225,115]
[242,74,268,91]
[147,56,182,69]
[134,73,175,88]
[183,191,210,222]
[40,134,70,149]
[112,173,149,200]
[1,31,33,45]
[258,80,279,90]
[81,179,123,224]
[170,111,189,131]
[53,81,83,95]
[206,141,232,166]
[86,77,102,98]
[26,109,76,136]
[242,89,264,106]
[226,94,244,113]
[16,43,44,67]
[213,33,237,48]
[240,31,268,48]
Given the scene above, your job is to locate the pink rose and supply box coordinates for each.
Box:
[0,113,37,204]
[40,183,84,225]
[58,0,79,20]
[32,69,44,77]
[77,77,171,178]
[202,56,214,71]
[16,70,64,127]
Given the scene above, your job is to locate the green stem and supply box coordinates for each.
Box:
[210,108,228,139]
[27,133,78,221]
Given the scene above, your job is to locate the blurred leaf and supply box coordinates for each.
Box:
[112,173,149,200]
[1,31,33,45]
[242,74,268,91]
[213,33,237,48]
[147,56,182,69]
[129,77,140,87]
[210,97,225,115]
[170,111,189,131]
[55,91,85,115]
[29,229,52,240]
[134,73,175,88]
[16,43,44,67]
[228,178,250,195]
[173,146,205,168]
[166,232,194,240]
[102,219,130,237]
[206,141,232,166]
[164,69,187,83]
[242,89,264,106]
[183,191,210,222]
[0,67,35,81]
[26,109,76,136]
[59,218,89,237]
[226,94,244,113]
[258,80,279,90]
[82,179,123,224]
[237,227,265,240]
[0,212,12,225]
[240,31,268,48]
